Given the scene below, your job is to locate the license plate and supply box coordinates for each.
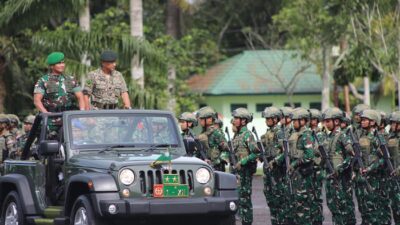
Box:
[153,184,189,198]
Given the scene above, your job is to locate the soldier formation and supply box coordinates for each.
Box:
[2,50,400,225]
[179,104,400,225]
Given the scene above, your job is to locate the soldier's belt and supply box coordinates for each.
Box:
[93,102,117,109]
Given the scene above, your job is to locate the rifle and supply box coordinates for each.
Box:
[348,128,373,192]
[188,130,208,160]
[280,125,293,194]
[374,130,395,173]
[312,131,335,176]
[224,127,238,174]
[251,127,271,170]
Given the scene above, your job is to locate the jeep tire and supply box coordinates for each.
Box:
[70,195,104,225]
[1,191,25,225]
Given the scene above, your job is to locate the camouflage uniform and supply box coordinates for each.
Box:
[197,106,230,171]
[274,108,319,225]
[359,109,391,225]
[260,107,285,225]
[83,68,128,109]
[309,109,325,225]
[387,112,400,224]
[0,114,16,161]
[34,74,81,112]
[322,108,356,225]
[231,108,260,225]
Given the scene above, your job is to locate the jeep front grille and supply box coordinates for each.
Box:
[139,169,194,195]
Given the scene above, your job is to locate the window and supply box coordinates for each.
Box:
[230,104,247,112]
[309,102,321,110]
[256,103,273,112]
[284,102,301,107]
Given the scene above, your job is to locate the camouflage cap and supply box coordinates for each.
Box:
[352,104,370,115]
[280,107,293,117]
[290,107,310,120]
[322,107,343,120]
[100,50,118,62]
[7,114,20,125]
[24,115,36,124]
[47,52,64,65]
[309,109,322,121]
[196,106,217,119]
[360,109,379,122]
[262,106,282,118]
[232,108,253,122]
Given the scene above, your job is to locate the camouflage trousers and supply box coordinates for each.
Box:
[311,168,324,225]
[263,167,287,225]
[368,174,391,225]
[325,177,356,225]
[354,174,376,225]
[389,178,400,224]
[238,168,254,224]
[355,173,391,225]
[292,172,319,225]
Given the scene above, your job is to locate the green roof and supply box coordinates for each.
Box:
[187,50,322,95]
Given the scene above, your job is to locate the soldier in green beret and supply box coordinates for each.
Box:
[83,50,131,110]
[33,52,85,112]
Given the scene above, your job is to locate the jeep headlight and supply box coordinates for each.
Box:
[196,168,211,184]
[119,169,135,185]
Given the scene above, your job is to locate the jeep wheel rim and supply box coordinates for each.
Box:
[74,207,88,225]
[5,202,18,225]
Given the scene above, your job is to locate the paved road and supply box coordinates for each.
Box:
[241,175,365,225]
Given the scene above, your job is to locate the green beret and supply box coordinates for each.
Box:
[47,52,65,65]
[100,50,118,62]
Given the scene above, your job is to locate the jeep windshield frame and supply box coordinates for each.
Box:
[67,112,183,154]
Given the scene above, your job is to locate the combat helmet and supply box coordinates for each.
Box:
[322,107,343,120]
[196,106,217,119]
[390,111,400,123]
[360,109,379,122]
[309,109,322,121]
[24,115,36,124]
[0,114,10,124]
[7,114,20,126]
[379,111,387,126]
[214,118,223,127]
[231,108,253,123]
[262,106,282,119]
[342,113,351,125]
[352,104,370,116]
[179,112,198,126]
[290,108,310,120]
[280,107,294,117]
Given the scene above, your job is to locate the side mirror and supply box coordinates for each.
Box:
[39,140,60,156]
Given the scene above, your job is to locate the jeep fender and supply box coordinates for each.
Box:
[0,174,38,215]
[64,173,118,216]
[214,171,237,190]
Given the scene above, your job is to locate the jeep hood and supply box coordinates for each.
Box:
[68,153,207,171]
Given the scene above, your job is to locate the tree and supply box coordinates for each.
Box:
[346,0,400,109]
[273,0,349,111]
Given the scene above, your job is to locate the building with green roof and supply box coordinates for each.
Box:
[188,50,393,136]
[188,50,323,134]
